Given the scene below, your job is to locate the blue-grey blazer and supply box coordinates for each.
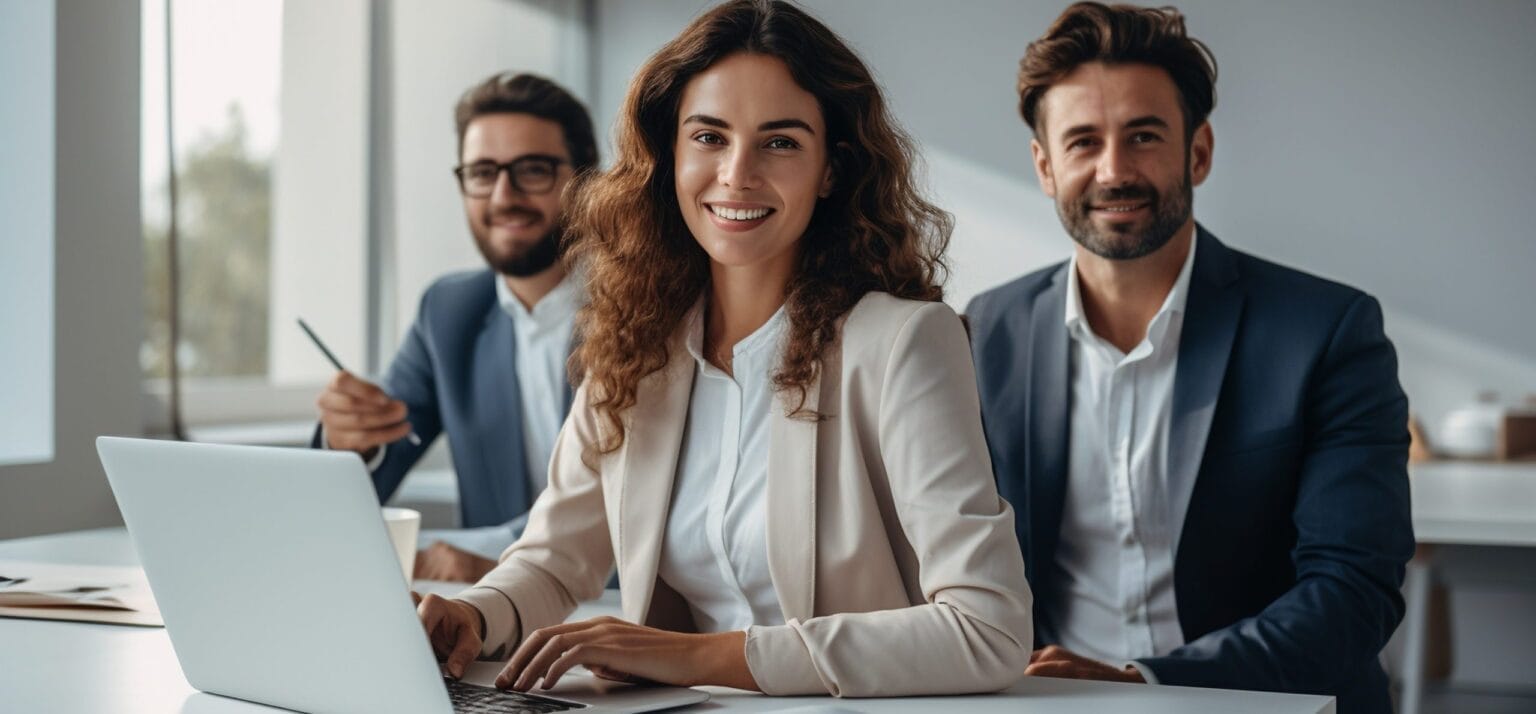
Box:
[965,227,1412,714]
[312,269,573,531]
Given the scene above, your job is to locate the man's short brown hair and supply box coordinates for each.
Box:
[453,72,599,173]
[1019,3,1217,139]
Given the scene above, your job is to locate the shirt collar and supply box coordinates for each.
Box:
[1063,231,1199,346]
[683,297,789,373]
[495,270,585,329]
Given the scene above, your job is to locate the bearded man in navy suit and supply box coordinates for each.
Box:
[312,73,597,583]
[966,5,1413,712]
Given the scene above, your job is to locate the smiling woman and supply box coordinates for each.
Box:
[413,0,1034,699]
[567,0,953,441]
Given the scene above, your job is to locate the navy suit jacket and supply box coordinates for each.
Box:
[313,269,574,530]
[966,227,1412,713]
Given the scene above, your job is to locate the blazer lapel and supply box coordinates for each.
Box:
[1027,266,1072,592]
[1169,227,1243,552]
[473,308,530,521]
[766,349,823,624]
[618,338,695,624]
[561,322,585,417]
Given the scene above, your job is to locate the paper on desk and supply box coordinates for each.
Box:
[0,560,163,627]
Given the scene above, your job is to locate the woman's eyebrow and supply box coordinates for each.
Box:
[681,114,815,135]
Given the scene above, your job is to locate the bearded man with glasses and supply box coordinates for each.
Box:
[311,73,598,583]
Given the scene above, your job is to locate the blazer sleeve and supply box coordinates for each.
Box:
[453,380,614,659]
[743,302,1035,696]
[1135,294,1414,693]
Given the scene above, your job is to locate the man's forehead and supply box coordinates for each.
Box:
[1039,62,1183,137]
[462,113,568,160]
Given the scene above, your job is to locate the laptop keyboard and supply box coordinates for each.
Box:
[445,678,585,713]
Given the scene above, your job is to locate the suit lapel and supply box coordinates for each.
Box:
[765,340,827,624]
[474,307,529,520]
[561,322,585,417]
[1169,227,1243,553]
[618,338,695,624]
[1027,266,1072,592]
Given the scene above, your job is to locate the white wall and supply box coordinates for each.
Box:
[388,0,591,346]
[268,0,371,384]
[0,0,143,539]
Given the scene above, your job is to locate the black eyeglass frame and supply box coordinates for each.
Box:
[452,155,568,197]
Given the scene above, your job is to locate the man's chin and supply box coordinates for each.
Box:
[486,230,540,254]
[1075,231,1166,261]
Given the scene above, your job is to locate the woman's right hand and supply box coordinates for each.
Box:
[412,592,485,679]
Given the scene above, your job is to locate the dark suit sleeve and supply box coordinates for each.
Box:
[1136,294,1414,694]
[308,288,445,504]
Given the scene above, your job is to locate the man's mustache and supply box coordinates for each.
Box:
[1079,184,1159,209]
[488,206,544,222]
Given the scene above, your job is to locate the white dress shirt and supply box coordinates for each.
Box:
[656,303,788,633]
[495,273,583,496]
[1048,238,1198,678]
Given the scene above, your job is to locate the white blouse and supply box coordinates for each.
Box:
[655,303,788,633]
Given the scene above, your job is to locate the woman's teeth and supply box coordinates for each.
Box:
[709,205,772,221]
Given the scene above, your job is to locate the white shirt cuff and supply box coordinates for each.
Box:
[1127,660,1160,685]
[320,425,388,471]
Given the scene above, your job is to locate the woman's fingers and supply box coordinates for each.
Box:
[445,617,482,679]
[499,619,606,688]
[585,664,639,683]
[541,642,619,689]
[512,631,590,691]
[417,593,479,672]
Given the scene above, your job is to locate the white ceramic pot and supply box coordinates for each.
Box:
[1438,398,1504,459]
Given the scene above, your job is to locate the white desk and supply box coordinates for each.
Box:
[1398,461,1536,714]
[0,529,1334,714]
[1410,461,1536,548]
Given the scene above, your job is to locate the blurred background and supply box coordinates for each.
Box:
[1,1,1533,711]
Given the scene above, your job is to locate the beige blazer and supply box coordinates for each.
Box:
[456,293,1034,696]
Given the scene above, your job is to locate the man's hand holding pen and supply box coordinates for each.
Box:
[316,370,415,459]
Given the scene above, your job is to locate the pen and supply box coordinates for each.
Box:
[297,318,422,446]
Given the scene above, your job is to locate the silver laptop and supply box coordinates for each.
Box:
[97,436,709,714]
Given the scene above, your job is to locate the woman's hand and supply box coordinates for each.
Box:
[495,616,759,692]
[412,592,485,679]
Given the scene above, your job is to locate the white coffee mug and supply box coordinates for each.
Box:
[381,507,421,583]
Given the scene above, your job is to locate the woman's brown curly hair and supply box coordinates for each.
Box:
[565,0,953,455]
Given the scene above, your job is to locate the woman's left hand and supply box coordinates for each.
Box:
[495,616,759,692]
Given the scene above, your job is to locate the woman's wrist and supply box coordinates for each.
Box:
[693,631,758,691]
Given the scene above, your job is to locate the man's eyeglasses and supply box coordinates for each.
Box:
[453,156,566,197]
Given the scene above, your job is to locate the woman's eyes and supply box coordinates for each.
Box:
[689,132,801,151]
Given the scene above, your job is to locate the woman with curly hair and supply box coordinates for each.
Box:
[415,0,1033,697]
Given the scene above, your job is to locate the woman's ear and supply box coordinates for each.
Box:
[821,142,851,198]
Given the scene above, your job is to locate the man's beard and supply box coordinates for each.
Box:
[1058,166,1192,261]
[472,208,563,277]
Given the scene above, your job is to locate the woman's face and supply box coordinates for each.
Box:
[674,52,832,275]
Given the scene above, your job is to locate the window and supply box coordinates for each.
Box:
[141,0,281,382]
[139,0,591,437]
[0,0,55,466]
[140,0,369,432]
